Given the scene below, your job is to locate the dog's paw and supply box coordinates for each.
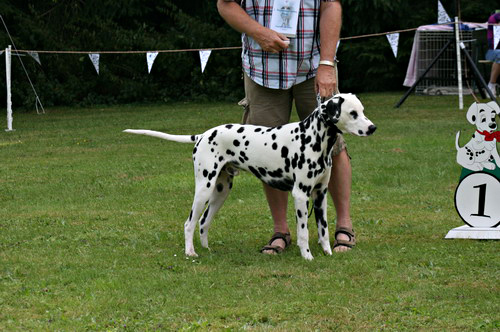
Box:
[483,162,496,170]
[300,249,314,261]
[185,249,198,257]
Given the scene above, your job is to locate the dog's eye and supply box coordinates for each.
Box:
[350,111,358,120]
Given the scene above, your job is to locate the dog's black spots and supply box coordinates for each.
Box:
[294,127,299,133]
[233,139,240,147]
[301,223,305,229]
[358,130,364,135]
[203,169,209,177]
[206,182,211,188]
[272,143,278,150]
[268,168,284,178]
[208,171,217,181]
[214,162,218,170]
[245,141,250,146]
[226,149,235,156]
[219,156,224,162]
[237,127,245,133]
[208,130,218,143]
[254,127,262,133]
[297,209,302,218]
[200,228,204,234]
[267,178,294,191]
[216,183,224,192]
[225,124,233,129]
[350,111,359,119]
[258,167,267,177]
[239,157,246,164]
[307,171,313,179]
[284,158,291,173]
[276,126,282,130]
[191,135,196,142]
[307,249,310,253]
[200,207,210,225]
[311,134,322,152]
[189,210,193,221]
[271,133,277,140]
[240,151,249,161]
[248,166,261,179]
[193,147,197,154]
[266,128,273,132]
[281,146,289,159]
[211,148,215,153]
[471,115,476,122]
[291,153,298,169]
[321,229,326,237]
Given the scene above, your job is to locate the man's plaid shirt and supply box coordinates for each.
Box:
[239,0,325,90]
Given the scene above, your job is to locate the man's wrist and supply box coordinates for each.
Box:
[319,59,337,68]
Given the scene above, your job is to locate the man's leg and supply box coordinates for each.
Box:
[328,148,353,252]
[242,74,293,254]
[488,62,500,97]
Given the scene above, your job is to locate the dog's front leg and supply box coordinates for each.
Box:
[293,190,314,261]
[313,186,332,255]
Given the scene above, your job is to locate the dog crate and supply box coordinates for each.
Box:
[415,29,484,95]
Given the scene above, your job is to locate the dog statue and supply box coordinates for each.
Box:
[456,101,500,172]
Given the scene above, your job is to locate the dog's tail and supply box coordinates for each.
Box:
[123,129,198,143]
[455,131,461,150]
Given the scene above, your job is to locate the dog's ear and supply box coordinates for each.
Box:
[486,101,500,117]
[466,102,478,124]
[325,97,343,123]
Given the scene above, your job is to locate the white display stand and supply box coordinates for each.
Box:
[445,225,500,240]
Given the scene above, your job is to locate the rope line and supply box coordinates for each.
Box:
[12,22,497,55]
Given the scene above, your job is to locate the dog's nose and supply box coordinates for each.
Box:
[366,125,377,135]
[489,123,497,129]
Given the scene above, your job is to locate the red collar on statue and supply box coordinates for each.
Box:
[477,130,500,141]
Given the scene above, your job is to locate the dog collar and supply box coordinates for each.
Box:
[476,130,500,141]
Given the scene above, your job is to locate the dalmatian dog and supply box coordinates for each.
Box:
[456,101,500,172]
[124,93,376,260]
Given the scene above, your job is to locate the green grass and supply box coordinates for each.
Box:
[0,93,498,331]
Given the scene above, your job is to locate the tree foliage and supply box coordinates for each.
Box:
[0,0,497,108]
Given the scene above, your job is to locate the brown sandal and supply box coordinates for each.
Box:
[333,227,356,250]
[260,232,292,254]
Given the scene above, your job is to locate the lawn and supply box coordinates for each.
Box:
[0,93,498,331]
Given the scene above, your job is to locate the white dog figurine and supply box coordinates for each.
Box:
[455,101,500,171]
[125,94,375,260]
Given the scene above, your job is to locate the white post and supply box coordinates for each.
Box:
[454,17,463,110]
[5,44,13,131]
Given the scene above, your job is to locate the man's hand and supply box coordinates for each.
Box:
[251,26,290,53]
[315,64,337,98]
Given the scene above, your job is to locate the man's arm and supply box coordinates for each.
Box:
[316,0,342,97]
[216,0,289,53]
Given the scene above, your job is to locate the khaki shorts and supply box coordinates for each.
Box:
[241,74,346,156]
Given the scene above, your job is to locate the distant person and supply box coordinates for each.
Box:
[486,11,500,97]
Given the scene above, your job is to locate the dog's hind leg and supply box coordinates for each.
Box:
[313,186,332,255]
[293,190,314,260]
[185,176,219,257]
[199,168,234,248]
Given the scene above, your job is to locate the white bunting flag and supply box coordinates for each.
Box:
[28,51,41,65]
[0,50,4,55]
[438,0,451,24]
[146,52,159,73]
[494,25,500,50]
[386,33,399,58]
[336,40,340,55]
[199,50,212,73]
[89,53,100,74]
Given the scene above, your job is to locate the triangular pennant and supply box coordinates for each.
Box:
[438,0,451,24]
[199,50,212,73]
[494,25,500,50]
[89,53,100,74]
[27,51,41,65]
[146,52,159,73]
[386,33,399,58]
